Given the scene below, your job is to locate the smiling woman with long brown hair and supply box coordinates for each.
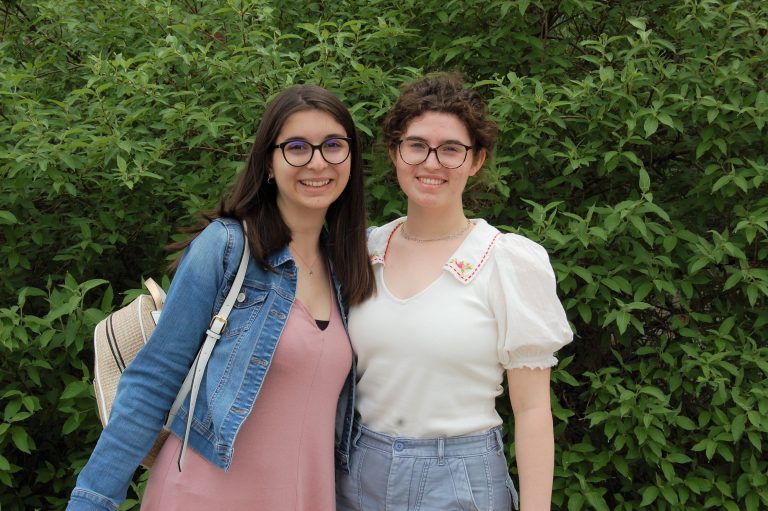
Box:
[68,84,374,511]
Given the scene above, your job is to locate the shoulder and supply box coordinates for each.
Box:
[366,217,406,262]
[492,231,553,270]
[483,229,561,299]
[455,221,556,283]
[193,217,238,245]
[184,217,244,270]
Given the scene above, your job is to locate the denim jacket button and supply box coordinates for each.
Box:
[394,441,404,451]
[236,292,246,302]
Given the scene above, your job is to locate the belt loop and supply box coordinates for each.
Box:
[494,428,504,455]
[352,423,362,447]
[437,437,445,465]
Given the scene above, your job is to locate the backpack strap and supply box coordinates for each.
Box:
[144,278,166,309]
[144,278,166,324]
[162,220,251,471]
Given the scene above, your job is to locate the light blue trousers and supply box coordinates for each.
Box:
[337,423,519,511]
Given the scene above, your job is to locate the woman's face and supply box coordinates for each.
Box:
[271,109,351,221]
[390,111,486,213]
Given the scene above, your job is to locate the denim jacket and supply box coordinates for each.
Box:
[68,218,356,511]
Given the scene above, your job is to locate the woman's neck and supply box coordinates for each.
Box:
[280,207,326,250]
[404,205,468,239]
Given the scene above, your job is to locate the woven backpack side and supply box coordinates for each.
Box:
[92,278,167,467]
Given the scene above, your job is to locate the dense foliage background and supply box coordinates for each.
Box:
[1,0,766,509]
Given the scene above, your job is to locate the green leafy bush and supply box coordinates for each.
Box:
[1,0,766,509]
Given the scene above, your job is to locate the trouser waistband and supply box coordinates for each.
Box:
[353,422,504,463]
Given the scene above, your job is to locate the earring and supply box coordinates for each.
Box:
[267,174,274,184]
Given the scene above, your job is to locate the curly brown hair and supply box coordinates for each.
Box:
[382,73,498,156]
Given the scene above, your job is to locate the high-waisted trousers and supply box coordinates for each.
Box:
[337,423,519,511]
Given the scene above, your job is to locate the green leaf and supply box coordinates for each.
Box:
[622,151,642,166]
[667,453,692,463]
[746,285,758,306]
[0,210,19,224]
[745,492,759,511]
[644,116,659,137]
[60,380,90,400]
[640,486,658,506]
[117,155,128,173]
[11,427,32,454]
[723,272,741,290]
[599,66,614,82]
[661,460,675,481]
[62,413,81,435]
[554,369,579,386]
[747,410,762,428]
[639,167,651,192]
[657,112,675,128]
[584,492,609,511]
[4,400,22,422]
[660,485,679,505]
[577,303,592,323]
[712,175,732,192]
[80,279,109,294]
[627,17,647,30]
[662,234,677,252]
[567,493,585,511]
[615,310,630,334]
[639,386,668,402]
[614,456,630,479]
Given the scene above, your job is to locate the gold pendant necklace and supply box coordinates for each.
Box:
[400,219,472,243]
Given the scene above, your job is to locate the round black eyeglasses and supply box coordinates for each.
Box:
[272,137,352,167]
[397,139,473,169]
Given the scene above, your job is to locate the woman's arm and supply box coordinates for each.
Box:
[507,367,554,511]
[67,221,232,510]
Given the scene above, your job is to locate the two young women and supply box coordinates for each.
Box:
[68,75,572,511]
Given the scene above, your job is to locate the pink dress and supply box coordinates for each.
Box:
[141,296,351,511]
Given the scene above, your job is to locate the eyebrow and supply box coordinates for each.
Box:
[281,133,348,142]
[402,135,471,146]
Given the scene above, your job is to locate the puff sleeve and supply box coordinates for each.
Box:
[489,233,573,369]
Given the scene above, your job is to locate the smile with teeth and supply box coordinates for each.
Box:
[300,179,331,187]
[418,177,446,185]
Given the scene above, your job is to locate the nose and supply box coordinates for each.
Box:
[424,148,442,169]
[305,147,326,169]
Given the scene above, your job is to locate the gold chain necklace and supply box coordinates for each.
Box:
[291,248,320,277]
[400,219,472,243]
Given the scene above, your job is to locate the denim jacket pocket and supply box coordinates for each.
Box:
[225,284,269,336]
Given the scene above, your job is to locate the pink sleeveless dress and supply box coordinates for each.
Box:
[141,296,351,511]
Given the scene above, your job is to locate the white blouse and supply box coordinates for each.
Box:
[348,218,573,437]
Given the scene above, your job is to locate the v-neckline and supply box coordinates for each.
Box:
[292,281,335,332]
[380,221,473,301]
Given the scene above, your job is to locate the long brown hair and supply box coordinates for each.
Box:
[172,85,375,306]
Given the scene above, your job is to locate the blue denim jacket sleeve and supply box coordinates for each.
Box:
[67,221,231,511]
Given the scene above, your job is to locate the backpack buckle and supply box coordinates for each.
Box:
[209,315,228,334]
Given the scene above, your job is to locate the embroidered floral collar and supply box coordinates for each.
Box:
[367,217,502,284]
